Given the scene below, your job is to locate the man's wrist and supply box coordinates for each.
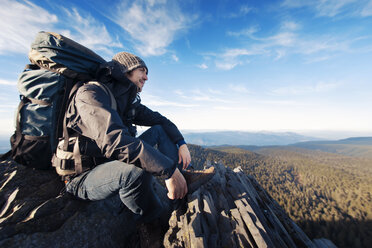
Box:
[165,165,177,180]
[177,139,186,147]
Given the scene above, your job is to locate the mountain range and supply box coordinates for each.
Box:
[226,136,372,158]
[182,131,320,146]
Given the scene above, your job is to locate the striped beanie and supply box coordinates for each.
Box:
[112,52,148,74]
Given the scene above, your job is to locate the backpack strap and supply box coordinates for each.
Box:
[54,81,117,179]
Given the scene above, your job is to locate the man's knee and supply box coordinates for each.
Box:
[120,164,152,191]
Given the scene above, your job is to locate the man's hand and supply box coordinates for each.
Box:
[178,144,191,169]
[165,168,187,200]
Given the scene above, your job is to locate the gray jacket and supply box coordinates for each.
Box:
[65,74,183,179]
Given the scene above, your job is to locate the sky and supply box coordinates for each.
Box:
[0,0,372,139]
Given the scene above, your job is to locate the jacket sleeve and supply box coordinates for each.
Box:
[133,104,184,144]
[67,84,176,179]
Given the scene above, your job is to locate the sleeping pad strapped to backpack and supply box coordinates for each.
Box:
[6,31,107,170]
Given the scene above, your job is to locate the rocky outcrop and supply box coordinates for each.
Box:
[0,159,144,248]
[164,163,320,248]
[0,158,336,247]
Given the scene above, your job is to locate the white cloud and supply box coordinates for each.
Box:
[361,0,372,16]
[270,81,340,96]
[61,8,123,56]
[227,5,253,18]
[0,1,122,58]
[223,48,256,57]
[0,0,58,54]
[190,89,231,103]
[174,90,186,98]
[229,84,251,94]
[207,88,223,95]
[141,92,198,107]
[315,0,359,17]
[214,48,259,70]
[171,54,179,62]
[280,21,301,31]
[215,61,240,70]
[0,79,17,85]
[219,19,363,66]
[281,0,362,17]
[175,88,231,103]
[198,63,208,69]
[113,0,194,56]
[227,26,259,37]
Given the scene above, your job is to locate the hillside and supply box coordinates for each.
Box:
[190,144,372,248]
[182,131,319,146]
[214,136,372,159]
[290,137,372,158]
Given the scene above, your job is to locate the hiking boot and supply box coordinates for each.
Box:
[182,166,216,193]
[137,219,163,248]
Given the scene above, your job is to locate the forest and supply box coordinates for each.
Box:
[188,145,372,248]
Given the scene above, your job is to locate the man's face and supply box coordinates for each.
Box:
[126,67,148,92]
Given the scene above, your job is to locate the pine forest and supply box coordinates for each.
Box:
[188,144,372,248]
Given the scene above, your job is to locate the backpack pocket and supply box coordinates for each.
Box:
[10,133,52,170]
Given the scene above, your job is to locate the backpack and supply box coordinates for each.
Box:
[6,31,106,170]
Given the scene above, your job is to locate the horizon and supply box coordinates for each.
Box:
[1,0,372,137]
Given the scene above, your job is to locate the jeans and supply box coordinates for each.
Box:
[66,125,179,223]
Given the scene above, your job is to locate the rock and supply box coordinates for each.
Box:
[163,163,336,248]
[1,159,336,248]
[0,159,159,248]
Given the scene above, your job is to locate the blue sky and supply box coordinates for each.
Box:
[1,0,372,139]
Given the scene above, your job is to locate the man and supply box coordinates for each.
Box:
[58,52,214,244]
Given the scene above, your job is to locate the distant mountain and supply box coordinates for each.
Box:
[289,137,372,158]
[183,131,319,146]
[292,136,372,145]
[212,136,372,159]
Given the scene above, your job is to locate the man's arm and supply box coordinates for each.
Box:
[67,84,177,179]
[134,104,192,168]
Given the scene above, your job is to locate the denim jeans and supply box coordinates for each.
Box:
[66,125,179,222]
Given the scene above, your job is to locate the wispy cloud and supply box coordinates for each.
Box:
[198,63,208,69]
[189,89,231,103]
[229,84,252,94]
[216,16,367,69]
[113,0,194,56]
[270,81,340,96]
[282,0,369,17]
[361,0,372,16]
[227,25,259,38]
[0,1,122,57]
[0,0,58,54]
[0,79,17,85]
[215,61,240,70]
[175,88,231,103]
[227,5,253,18]
[280,21,301,31]
[171,54,179,62]
[141,92,198,107]
[214,47,263,70]
[61,8,123,56]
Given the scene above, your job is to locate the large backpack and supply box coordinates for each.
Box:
[6,31,106,170]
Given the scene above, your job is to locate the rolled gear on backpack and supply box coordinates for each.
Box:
[9,31,106,170]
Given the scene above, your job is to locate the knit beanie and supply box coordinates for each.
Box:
[112,52,148,74]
